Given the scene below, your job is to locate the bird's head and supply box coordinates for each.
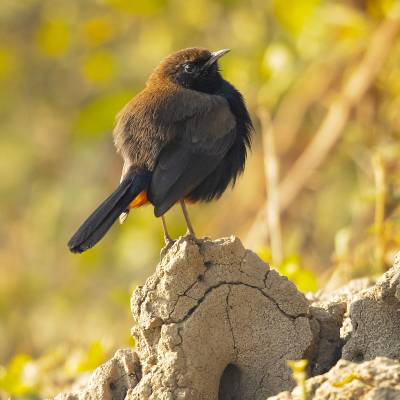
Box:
[149,47,230,93]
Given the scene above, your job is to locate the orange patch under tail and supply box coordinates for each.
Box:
[129,191,148,208]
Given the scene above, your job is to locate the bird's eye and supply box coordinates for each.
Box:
[183,63,195,73]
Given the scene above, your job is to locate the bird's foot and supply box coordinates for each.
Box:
[164,236,175,246]
[184,230,202,245]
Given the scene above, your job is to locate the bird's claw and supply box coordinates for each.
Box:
[184,230,202,245]
[164,234,176,247]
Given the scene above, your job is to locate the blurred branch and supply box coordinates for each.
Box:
[279,16,400,211]
[258,109,282,265]
[372,154,386,270]
[246,13,400,248]
[274,62,339,155]
[324,153,391,290]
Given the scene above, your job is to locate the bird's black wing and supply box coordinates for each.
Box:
[148,94,237,216]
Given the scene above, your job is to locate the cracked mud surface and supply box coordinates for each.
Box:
[55,349,141,400]
[128,236,315,400]
[54,239,400,400]
[269,357,400,400]
[341,253,400,363]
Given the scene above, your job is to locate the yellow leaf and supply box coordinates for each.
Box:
[294,268,318,293]
[278,256,318,292]
[37,19,70,58]
[0,48,17,81]
[126,335,135,348]
[0,354,38,396]
[105,0,166,15]
[272,0,321,34]
[288,359,308,372]
[76,341,106,373]
[83,17,114,47]
[332,373,361,387]
[82,52,114,84]
[256,246,271,264]
[287,359,308,400]
[367,0,396,18]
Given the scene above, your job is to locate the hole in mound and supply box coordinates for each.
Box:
[218,363,242,400]
[129,361,142,383]
[136,362,143,381]
[353,350,364,362]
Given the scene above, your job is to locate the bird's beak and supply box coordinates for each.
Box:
[204,49,231,69]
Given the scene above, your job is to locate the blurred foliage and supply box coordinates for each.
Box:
[287,359,309,400]
[258,248,318,292]
[0,341,111,399]
[1,0,400,398]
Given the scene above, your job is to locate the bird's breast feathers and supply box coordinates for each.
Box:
[113,85,237,168]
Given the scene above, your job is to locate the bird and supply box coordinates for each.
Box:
[68,47,253,253]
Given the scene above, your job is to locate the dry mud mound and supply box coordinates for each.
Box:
[55,238,400,400]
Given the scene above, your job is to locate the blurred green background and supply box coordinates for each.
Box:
[1,0,400,397]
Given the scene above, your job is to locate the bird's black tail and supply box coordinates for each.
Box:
[68,170,151,253]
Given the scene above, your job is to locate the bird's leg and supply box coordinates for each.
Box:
[161,214,174,245]
[180,199,197,239]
